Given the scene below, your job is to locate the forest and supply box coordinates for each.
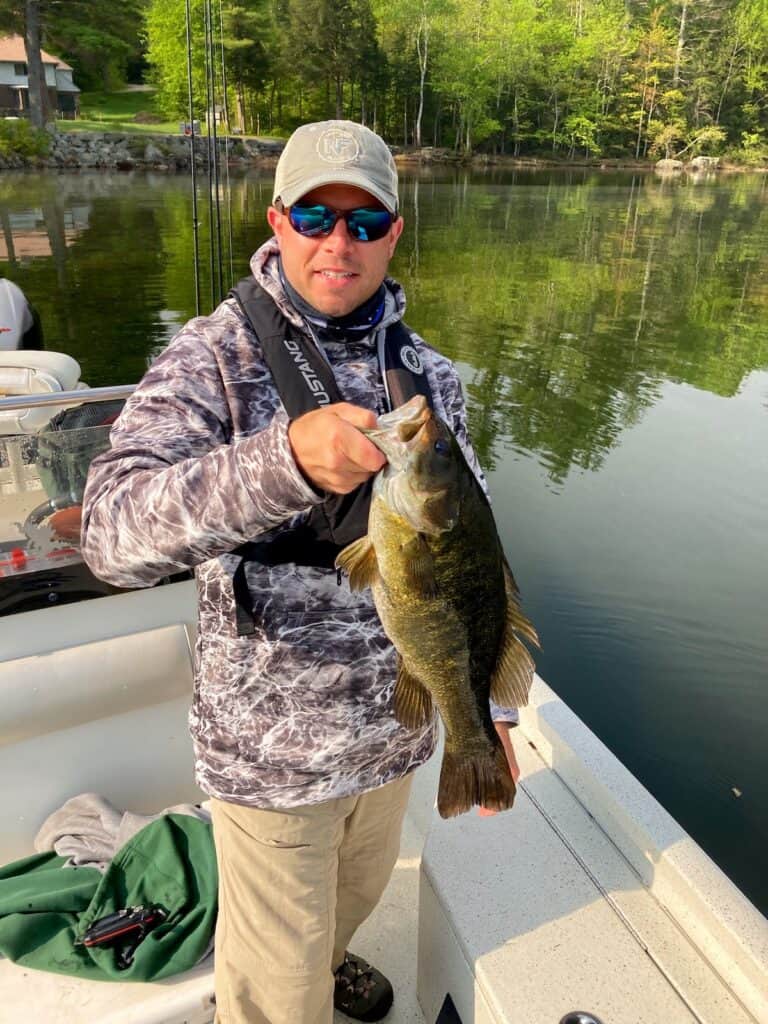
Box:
[2,0,767,160]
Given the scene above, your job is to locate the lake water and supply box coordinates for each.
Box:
[2,167,766,913]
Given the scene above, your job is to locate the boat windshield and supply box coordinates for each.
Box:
[0,397,126,614]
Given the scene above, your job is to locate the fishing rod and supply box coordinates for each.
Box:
[203,0,217,309]
[184,0,201,316]
[207,0,224,303]
[186,0,229,311]
[218,0,235,288]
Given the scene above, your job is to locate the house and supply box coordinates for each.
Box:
[0,34,80,120]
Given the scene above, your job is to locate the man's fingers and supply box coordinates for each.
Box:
[323,469,375,494]
[288,403,385,494]
[336,421,386,474]
[331,402,379,431]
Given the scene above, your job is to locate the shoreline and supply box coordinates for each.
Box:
[0,130,765,174]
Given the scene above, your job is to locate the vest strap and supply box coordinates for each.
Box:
[227,277,434,635]
[230,279,342,415]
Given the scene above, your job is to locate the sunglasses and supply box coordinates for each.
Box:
[286,203,395,242]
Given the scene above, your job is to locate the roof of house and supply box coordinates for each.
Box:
[0,34,73,71]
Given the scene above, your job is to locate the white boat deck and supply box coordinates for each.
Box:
[0,583,766,1024]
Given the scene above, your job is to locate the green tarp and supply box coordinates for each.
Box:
[0,813,217,981]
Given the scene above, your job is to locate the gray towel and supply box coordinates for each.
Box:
[34,792,212,872]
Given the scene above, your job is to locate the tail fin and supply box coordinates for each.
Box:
[437,743,516,818]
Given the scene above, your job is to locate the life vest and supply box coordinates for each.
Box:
[228,277,434,635]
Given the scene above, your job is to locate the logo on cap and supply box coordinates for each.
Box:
[317,128,360,165]
[400,345,423,375]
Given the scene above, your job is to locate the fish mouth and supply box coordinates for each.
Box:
[362,395,430,467]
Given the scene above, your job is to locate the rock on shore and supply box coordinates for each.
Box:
[0,130,285,171]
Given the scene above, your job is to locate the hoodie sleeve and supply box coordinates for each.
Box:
[80,319,323,589]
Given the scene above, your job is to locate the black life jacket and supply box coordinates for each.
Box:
[228,277,433,635]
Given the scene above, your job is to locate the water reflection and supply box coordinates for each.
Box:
[394,172,768,480]
[0,202,89,262]
[1,168,767,909]
[3,170,766,469]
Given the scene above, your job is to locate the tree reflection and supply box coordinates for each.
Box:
[396,172,768,479]
[2,170,767,483]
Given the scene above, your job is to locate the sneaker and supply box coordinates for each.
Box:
[333,951,394,1022]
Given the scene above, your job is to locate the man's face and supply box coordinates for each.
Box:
[267,183,404,317]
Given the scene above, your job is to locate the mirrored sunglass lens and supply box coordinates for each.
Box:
[290,205,336,236]
[346,209,393,241]
[289,205,392,241]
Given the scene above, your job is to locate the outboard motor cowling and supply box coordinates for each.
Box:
[0,279,43,351]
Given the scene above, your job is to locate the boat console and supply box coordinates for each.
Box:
[0,379,133,615]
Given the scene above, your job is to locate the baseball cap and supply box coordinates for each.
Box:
[273,120,399,215]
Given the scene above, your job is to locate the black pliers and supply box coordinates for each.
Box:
[76,904,168,970]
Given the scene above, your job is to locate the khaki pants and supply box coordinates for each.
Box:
[210,773,413,1024]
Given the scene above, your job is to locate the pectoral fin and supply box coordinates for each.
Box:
[335,535,380,592]
[401,533,438,597]
[490,560,540,708]
[394,657,434,728]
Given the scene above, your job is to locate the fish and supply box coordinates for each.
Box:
[336,394,539,818]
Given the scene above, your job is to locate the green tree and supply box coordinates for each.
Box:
[43,0,148,90]
[145,0,207,119]
[629,8,676,158]
[44,0,148,91]
[288,0,359,119]
[1,0,148,100]
[490,0,550,155]
[373,0,447,146]
[219,1,274,131]
[714,0,768,139]
[431,0,507,153]
[353,0,388,129]
[32,0,765,158]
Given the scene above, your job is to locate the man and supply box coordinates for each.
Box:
[81,120,519,1024]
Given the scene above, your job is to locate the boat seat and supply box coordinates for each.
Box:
[0,350,86,434]
[0,616,202,863]
[0,582,217,1023]
[0,582,200,850]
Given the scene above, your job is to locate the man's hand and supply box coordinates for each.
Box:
[288,403,386,494]
[478,721,520,818]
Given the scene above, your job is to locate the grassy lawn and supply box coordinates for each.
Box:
[58,89,285,140]
[58,89,182,135]
[58,117,183,135]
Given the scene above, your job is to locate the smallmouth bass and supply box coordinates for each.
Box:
[336,395,539,817]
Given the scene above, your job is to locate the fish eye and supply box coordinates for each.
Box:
[434,438,450,456]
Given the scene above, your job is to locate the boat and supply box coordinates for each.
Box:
[0,288,765,1024]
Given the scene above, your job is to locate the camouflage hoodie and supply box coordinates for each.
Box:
[81,237,506,809]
